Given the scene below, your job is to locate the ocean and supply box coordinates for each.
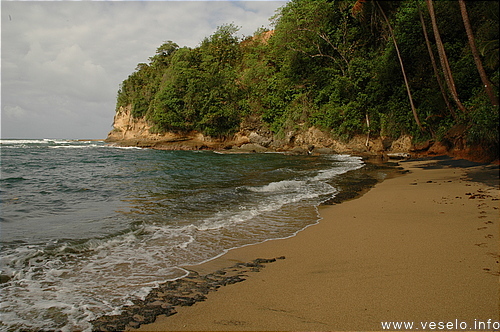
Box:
[0,139,364,331]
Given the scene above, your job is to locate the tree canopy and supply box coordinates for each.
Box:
[115,0,499,156]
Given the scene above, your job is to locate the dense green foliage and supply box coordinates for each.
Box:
[116,0,499,153]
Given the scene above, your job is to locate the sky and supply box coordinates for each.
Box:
[1,1,287,139]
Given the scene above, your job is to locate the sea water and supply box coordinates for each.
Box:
[0,139,363,331]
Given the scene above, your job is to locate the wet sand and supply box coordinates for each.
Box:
[132,159,499,331]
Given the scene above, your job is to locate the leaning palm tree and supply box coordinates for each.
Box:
[353,0,424,132]
[417,3,456,120]
[425,0,467,114]
[458,0,498,107]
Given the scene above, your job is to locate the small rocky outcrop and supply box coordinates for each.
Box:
[91,257,284,332]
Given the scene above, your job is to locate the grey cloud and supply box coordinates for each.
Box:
[1,1,286,139]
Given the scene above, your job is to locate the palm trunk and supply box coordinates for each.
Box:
[376,2,424,132]
[458,0,498,106]
[418,4,456,119]
[426,0,467,114]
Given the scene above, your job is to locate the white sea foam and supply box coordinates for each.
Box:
[105,144,144,150]
[314,154,364,180]
[196,179,335,233]
[0,224,195,331]
[0,139,54,144]
[49,144,100,149]
[248,179,306,193]
[0,139,102,149]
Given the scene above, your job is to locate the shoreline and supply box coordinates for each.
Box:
[91,157,404,331]
[94,157,499,331]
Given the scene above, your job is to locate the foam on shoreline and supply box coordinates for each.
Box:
[92,157,407,330]
[131,158,499,331]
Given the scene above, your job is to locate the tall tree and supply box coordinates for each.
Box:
[353,0,424,131]
[458,0,498,107]
[425,0,467,114]
[417,3,455,119]
[272,0,356,77]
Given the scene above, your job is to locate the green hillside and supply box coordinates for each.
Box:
[115,0,499,159]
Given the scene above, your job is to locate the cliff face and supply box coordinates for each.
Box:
[105,104,497,162]
[106,106,233,150]
[105,106,416,157]
[106,105,157,141]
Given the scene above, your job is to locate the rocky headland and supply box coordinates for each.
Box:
[105,105,495,162]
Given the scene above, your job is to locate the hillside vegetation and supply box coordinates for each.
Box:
[114,0,499,160]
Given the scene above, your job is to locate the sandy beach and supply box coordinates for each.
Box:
[131,158,499,331]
